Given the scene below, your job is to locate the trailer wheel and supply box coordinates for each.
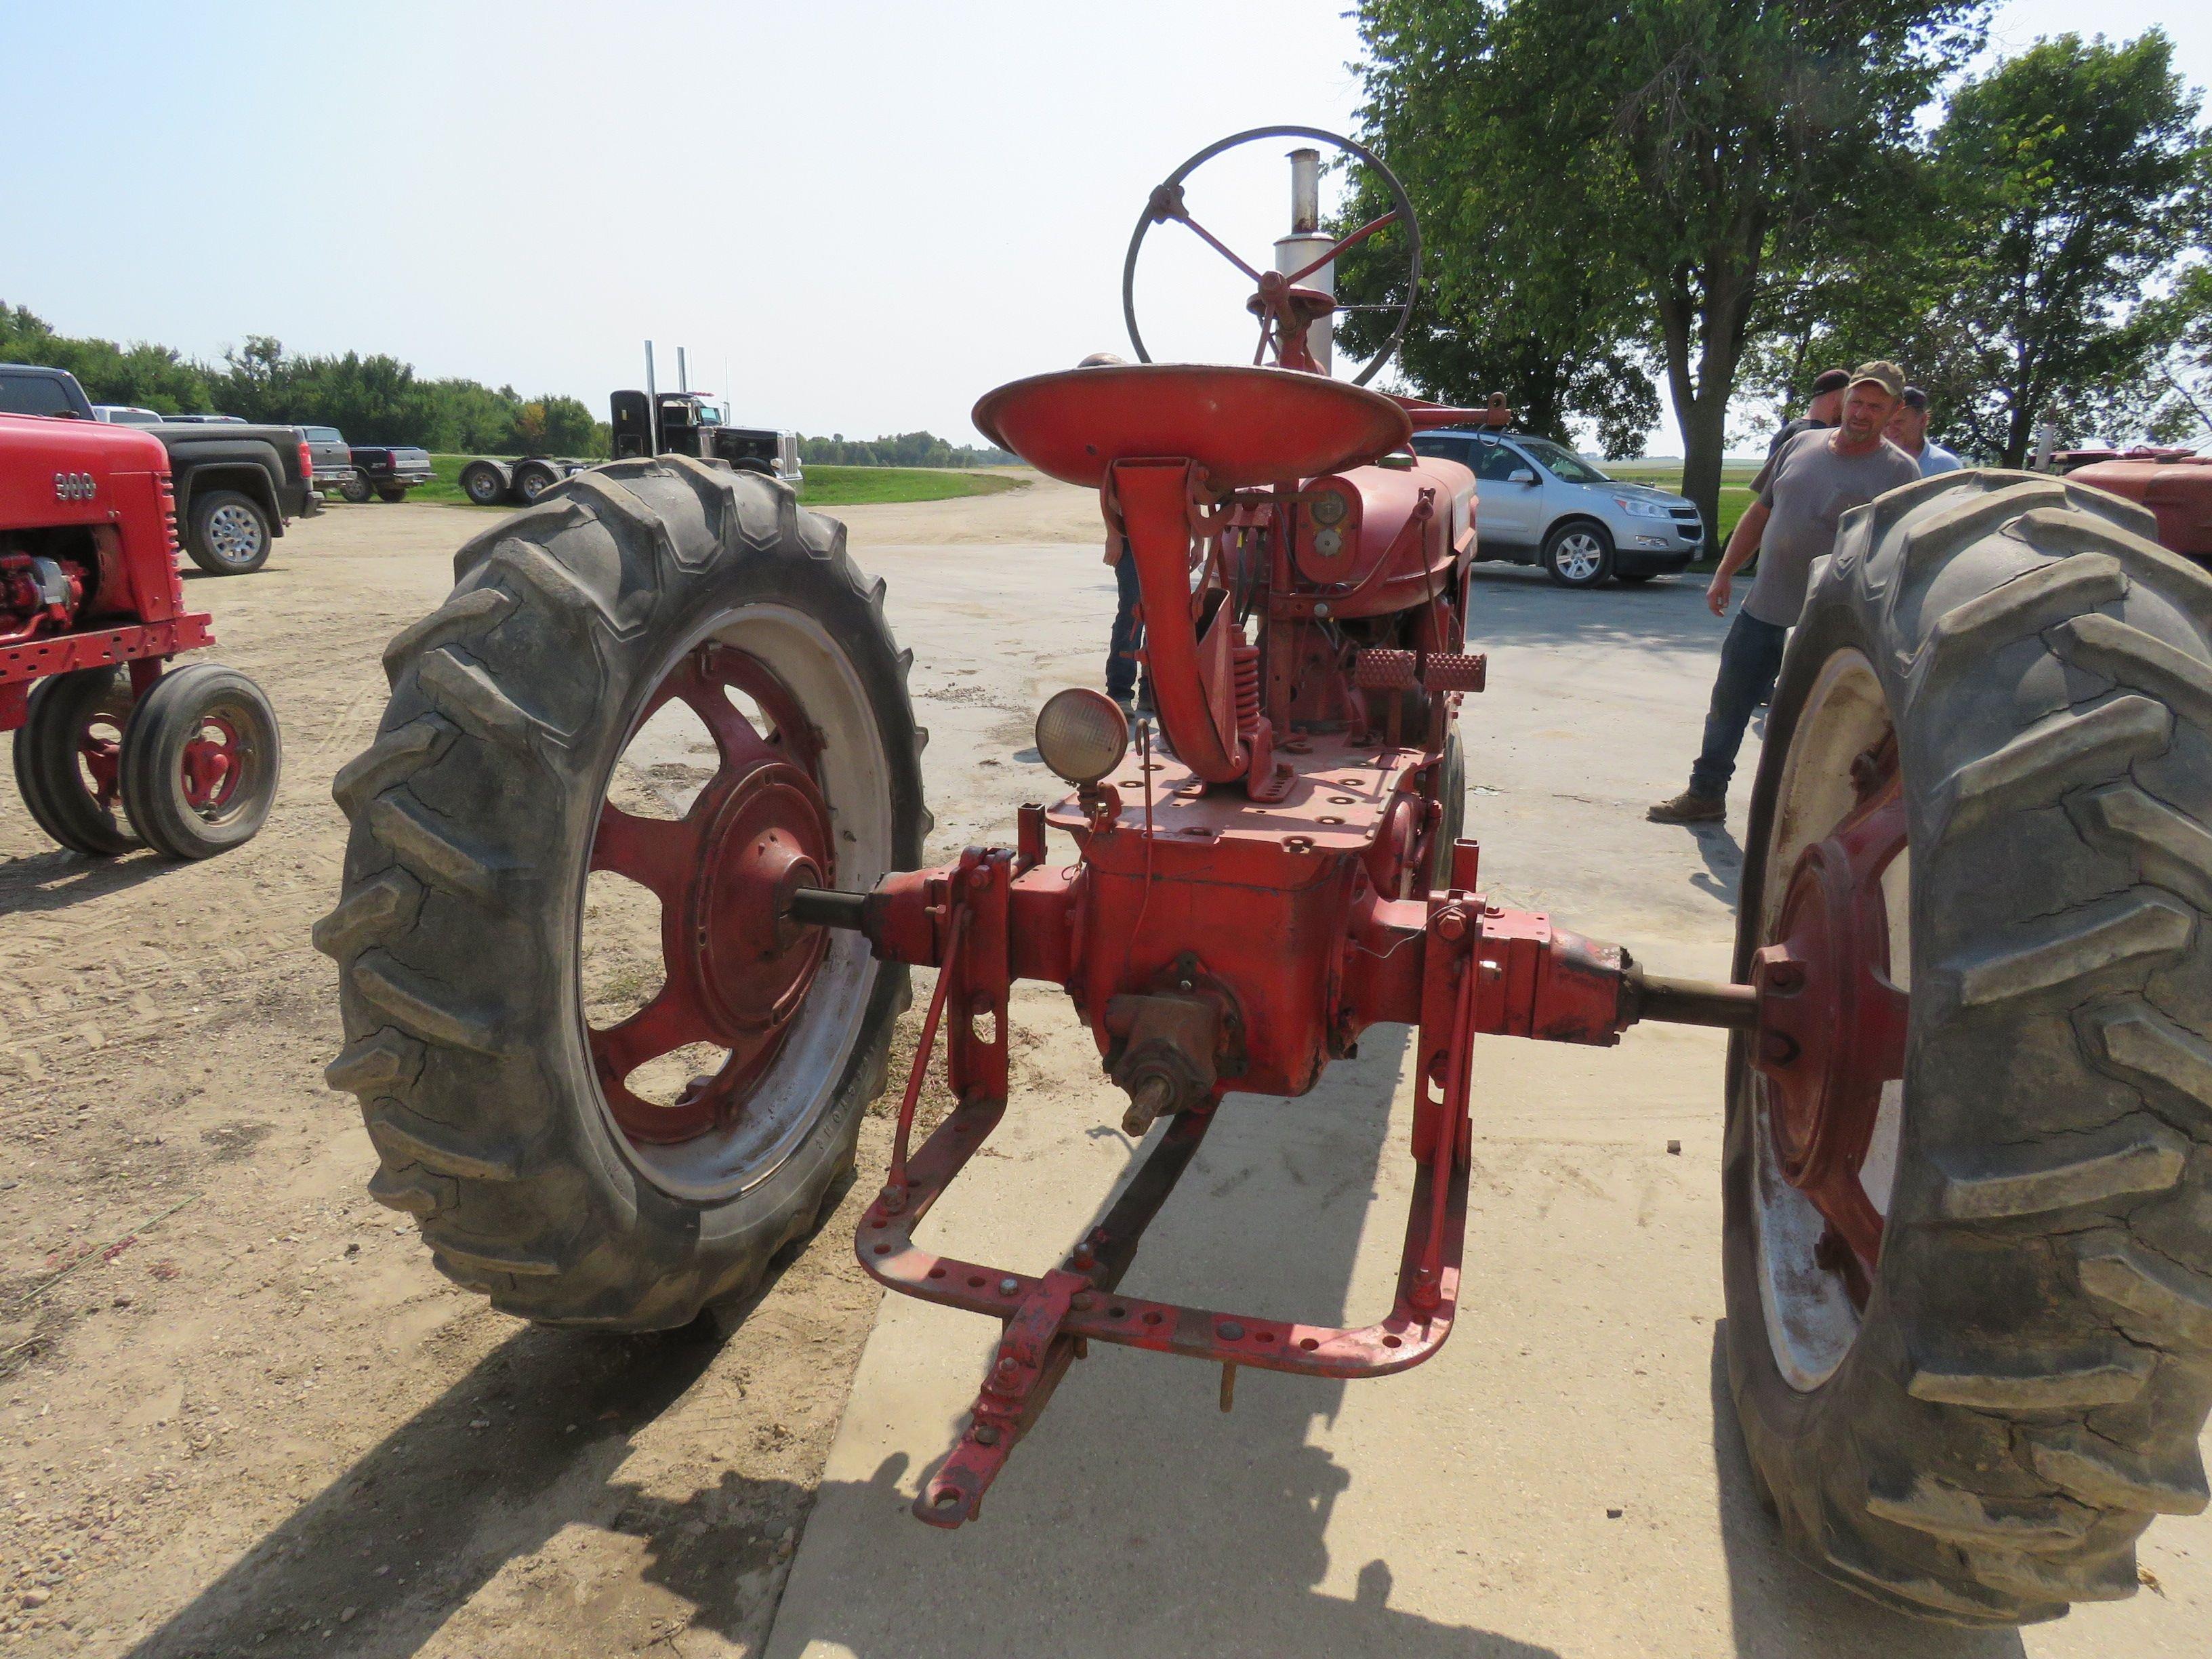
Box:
[459,462,509,506]
[118,663,282,860]
[11,668,139,857]
[338,476,372,505]
[186,489,272,575]
[512,462,558,504]
[1724,470,2212,1625]
[315,455,926,1330]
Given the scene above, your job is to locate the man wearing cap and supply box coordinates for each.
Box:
[1649,362,1921,825]
[1751,367,1851,495]
[1887,386,1963,476]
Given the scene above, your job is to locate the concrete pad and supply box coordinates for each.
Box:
[769,544,2211,1658]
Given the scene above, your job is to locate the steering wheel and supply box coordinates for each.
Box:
[1121,125,1421,388]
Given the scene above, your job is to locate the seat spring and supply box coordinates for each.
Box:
[1233,643,1261,740]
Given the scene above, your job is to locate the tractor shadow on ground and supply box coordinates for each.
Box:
[1706,1328,2028,1659]
[121,1322,734,1658]
[0,844,181,914]
[762,1025,1562,1659]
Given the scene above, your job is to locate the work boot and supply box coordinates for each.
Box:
[1647,790,1725,824]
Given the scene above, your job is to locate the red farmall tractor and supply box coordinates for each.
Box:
[320,129,2212,1626]
[3,413,281,859]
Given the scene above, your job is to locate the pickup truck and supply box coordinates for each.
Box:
[0,363,317,575]
[345,444,434,502]
[298,425,359,497]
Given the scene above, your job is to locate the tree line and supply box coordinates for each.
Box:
[2,303,1015,468]
[798,431,1015,468]
[0,305,611,457]
[1340,5,2212,542]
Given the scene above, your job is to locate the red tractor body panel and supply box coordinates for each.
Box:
[2069,456,2212,560]
[0,412,211,732]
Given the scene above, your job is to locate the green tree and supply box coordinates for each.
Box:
[536,394,600,456]
[1352,0,1985,539]
[1337,8,1658,456]
[2144,264,2212,443]
[1923,31,2210,464]
[409,378,518,452]
[1,303,214,411]
[513,400,550,454]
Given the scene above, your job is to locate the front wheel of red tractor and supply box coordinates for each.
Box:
[1723,470,2212,1624]
[119,663,282,859]
[314,456,926,1330]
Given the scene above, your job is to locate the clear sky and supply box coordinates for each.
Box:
[3,1,2204,456]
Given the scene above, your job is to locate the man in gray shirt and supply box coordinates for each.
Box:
[1649,361,1923,823]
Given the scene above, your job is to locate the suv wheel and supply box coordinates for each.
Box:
[1542,520,1613,588]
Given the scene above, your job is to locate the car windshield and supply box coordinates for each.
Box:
[1513,436,1612,485]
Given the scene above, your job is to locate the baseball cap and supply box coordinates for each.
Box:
[1900,386,1929,411]
[1849,361,1906,398]
[1810,367,1851,394]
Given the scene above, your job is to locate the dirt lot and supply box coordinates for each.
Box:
[2,480,2205,1658]
[0,483,1103,1658]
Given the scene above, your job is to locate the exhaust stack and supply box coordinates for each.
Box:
[1273,147,1334,373]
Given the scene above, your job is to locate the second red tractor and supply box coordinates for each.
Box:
[3,413,281,859]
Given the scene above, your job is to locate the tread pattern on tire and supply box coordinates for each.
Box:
[314,455,924,1330]
[1726,468,2212,1624]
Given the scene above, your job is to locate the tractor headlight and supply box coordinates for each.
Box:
[1035,688,1129,786]
[1309,488,1349,526]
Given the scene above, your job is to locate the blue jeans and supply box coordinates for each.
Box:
[1689,611,1788,799]
[1107,549,1144,701]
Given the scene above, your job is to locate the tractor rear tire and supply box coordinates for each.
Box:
[1725,469,2212,1625]
[119,663,282,859]
[315,455,926,1331]
[11,668,138,857]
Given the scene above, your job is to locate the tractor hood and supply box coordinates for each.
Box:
[2070,457,2212,559]
[0,412,167,531]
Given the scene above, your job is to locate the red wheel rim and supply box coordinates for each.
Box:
[77,723,123,814]
[586,642,834,1147]
[1750,737,1910,1297]
[180,714,245,812]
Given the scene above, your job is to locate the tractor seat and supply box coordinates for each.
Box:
[972,362,1412,492]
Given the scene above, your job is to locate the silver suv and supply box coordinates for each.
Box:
[1410,428,1703,588]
